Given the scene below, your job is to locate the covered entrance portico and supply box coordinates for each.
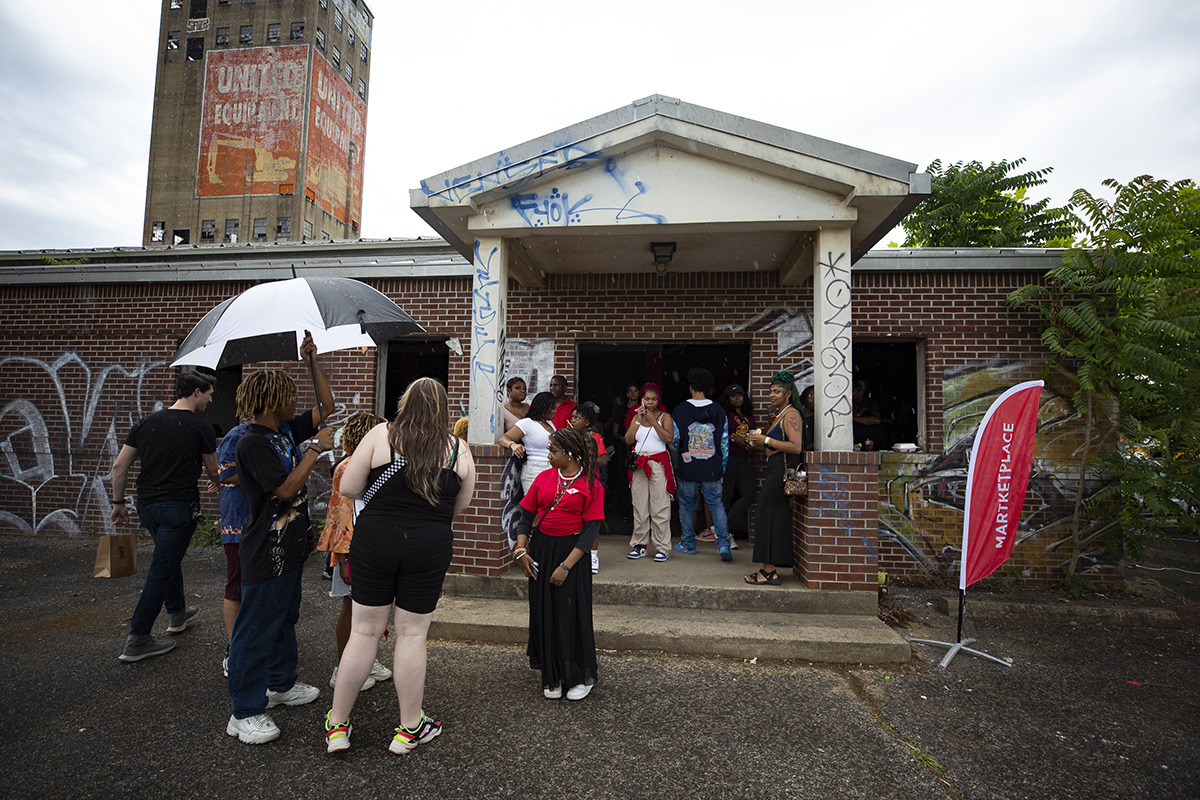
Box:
[411,95,928,590]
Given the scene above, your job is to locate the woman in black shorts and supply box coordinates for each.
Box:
[324,378,476,754]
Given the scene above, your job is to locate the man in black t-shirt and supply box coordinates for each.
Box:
[111,370,220,663]
[225,334,335,745]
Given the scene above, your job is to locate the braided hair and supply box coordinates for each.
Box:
[235,369,297,420]
[549,426,598,491]
[340,411,384,458]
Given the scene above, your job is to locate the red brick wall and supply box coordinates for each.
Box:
[797,451,881,591]
[0,266,1089,585]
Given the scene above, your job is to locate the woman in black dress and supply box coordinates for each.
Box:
[512,426,603,700]
[744,371,805,586]
[325,378,476,754]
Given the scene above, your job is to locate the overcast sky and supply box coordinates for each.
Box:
[0,0,1196,252]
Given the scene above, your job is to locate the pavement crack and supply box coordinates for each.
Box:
[844,671,967,800]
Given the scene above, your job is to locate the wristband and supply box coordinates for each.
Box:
[513,548,528,559]
[559,562,571,572]
[111,498,127,504]
[765,437,772,448]
[308,445,324,455]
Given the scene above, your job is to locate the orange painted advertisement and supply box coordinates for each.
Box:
[197,46,308,198]
[304,55,366,226]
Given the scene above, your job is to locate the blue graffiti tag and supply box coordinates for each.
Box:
[809,466,878,556]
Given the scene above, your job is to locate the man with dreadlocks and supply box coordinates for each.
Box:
[225,333,335,745]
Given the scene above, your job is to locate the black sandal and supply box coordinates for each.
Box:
[744,568,781,586]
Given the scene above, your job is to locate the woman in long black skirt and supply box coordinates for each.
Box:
[512,426,603,700]
[744,371,806,586]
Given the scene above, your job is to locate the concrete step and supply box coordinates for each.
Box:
[443,570,877,615]
[429,596,911,665]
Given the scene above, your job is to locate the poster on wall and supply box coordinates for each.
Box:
[196,46,308,198]
[304,55,367,226]
[504,339,556,395]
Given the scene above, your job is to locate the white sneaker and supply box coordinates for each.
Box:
[369,659,393,682]
[543,685,563,699]
[591,551,599,574]
[566,683,593,701]
[329,666,376,692]
[226,713,280,744]
[266,682,320,707]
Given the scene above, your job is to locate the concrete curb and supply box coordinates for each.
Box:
[935,595,1187,628]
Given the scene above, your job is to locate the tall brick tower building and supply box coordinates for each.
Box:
[143,0,372,246]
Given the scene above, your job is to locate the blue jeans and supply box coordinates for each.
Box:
[677,480,730,551]
[227,567,303,719]
[129,500,198,638]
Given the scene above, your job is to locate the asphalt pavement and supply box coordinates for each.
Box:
[3,535,1197,800]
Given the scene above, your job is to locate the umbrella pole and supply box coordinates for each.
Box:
[306,350,324,423]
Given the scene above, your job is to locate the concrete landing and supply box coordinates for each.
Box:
[437,536,911,664]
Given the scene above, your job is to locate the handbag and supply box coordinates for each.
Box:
[778,421,807,497]
[93,533,138,578]
[626,418,651,471]
[783,461,808,497]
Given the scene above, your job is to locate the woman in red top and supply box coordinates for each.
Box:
[513,426,603,700]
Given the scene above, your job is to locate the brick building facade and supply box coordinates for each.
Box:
[0,241,1102,588]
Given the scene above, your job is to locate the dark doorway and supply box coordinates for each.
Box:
[382,340,449,420]
[852,341,919,447]
[578,341,751,537]
[577,341,751,416]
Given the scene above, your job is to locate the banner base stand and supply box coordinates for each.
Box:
[907,637,1013,669]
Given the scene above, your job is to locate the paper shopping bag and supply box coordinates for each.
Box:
[93,533,138,578]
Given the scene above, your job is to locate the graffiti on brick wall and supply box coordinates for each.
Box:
[471,241,505,438]
[808,466,877,557]
[0,351,367,537]
[0,353,166,536]
[878,359,1118,580]
[720,306,815,382]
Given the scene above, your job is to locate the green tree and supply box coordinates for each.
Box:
[1008,176,1200,579]
[903,158,1077,247]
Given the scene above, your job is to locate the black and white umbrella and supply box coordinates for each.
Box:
[170,277,424,370]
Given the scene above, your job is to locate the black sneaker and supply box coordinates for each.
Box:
[166,606,198,634]
[119,636,177,662]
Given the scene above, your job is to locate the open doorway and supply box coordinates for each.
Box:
[577,341,751,538]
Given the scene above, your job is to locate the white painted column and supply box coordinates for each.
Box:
[811,228,854,451]
[468,237,508,445]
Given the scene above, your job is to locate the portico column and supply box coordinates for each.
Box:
[811,228,854,451]
[467,236,508,445]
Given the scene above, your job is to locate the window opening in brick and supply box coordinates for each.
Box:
[267,23,280,43]
[334,8,343,31]
[201,219,216,240]
[215,27,230,45]
[276,216,291,237]
[151,222,166,242]
[343,62,352,83]
[189,0,208,18]
[171,0,183,9]
[253,217,268,239]
[316,27,325,50]
[186,37,204,60]
[332,44,340,68]
[172,228,191,245]
[357,78,366,99]
[319,0,327,11]
[359,42,368,63]
[239,25,252,45]
[225,218,239,241]
[346,26,354,47]
[290,21,304,40]
[851,342,920,450]
[321,230,331,241]
[304,220,314,238]
[166,31,180,51]
[384,341,450,419]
